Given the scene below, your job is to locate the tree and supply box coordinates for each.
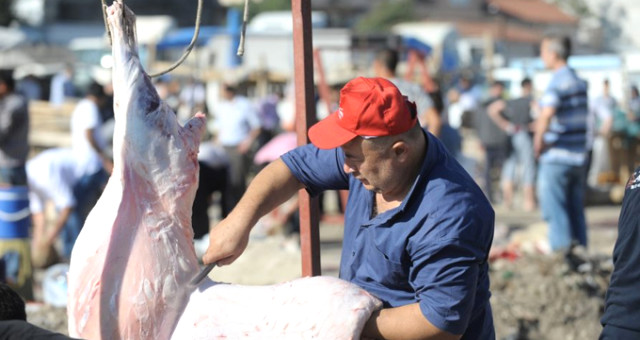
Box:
[548,0,592,18]
[354,0,415,34]
[233,0,291,21]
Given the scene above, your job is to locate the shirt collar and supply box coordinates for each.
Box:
[364,129,437,225]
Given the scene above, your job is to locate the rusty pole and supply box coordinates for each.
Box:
[291,0,321,276]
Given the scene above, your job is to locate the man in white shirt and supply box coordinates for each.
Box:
[49,66,75,107]
[69,82,110,249]
[211,84,261,213]
[26,148,79,261]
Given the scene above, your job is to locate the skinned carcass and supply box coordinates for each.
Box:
[66,2,381,339]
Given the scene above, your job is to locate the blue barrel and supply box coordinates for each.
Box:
[0,186,30,239]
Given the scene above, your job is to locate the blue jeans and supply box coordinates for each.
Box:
[537,162,587,251]
[501,131,536,185]
[61,169,107,258]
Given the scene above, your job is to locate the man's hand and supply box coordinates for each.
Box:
[202,216,251,266]
[533,135,544,160]
[236,138,253,155]
[533,106,555,160]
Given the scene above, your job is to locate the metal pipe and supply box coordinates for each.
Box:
[291,0,321,277]
[236,0,250,56]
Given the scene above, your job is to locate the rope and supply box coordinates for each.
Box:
[100,0,203,78]
[236,0,250,57]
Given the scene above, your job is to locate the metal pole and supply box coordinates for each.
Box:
[291,0,321,277]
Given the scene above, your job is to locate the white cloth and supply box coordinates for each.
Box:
[49,72,71,107]
[70,98,105,177]
[447,102,464,130]
[198,142,229,169]
[587,95,616,150]
[212,96,261,147]
[177,83,206,124]
[459,89,479,114]
[27,148,78,213]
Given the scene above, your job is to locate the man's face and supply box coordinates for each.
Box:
[341,137,398,194]
[540,40,555,69]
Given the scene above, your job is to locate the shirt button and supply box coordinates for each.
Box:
[352,251,355,256]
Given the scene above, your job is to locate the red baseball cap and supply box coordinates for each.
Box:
[308,77,418,149]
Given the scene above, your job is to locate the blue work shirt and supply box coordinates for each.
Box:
[281,131,495,338]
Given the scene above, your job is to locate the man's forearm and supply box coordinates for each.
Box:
[49,207,74,244]
[227,158,304,230]
[533,107,554,157]
[363,303,460,340]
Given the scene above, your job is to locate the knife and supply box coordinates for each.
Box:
[190,262,217,286]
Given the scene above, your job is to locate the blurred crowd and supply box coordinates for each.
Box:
[1,42,640,303]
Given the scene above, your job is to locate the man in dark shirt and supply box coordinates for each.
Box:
[475,81,509,203]
[0,282,78,340]
[600,167,640,339]
[487,78,536,210]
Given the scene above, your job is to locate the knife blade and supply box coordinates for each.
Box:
[190,262,217,286]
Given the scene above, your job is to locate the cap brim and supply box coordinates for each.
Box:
[308,111,357,149]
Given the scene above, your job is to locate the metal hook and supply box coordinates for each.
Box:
[149,0,202,77]
[236,0,250,57]
[100,0,203,78]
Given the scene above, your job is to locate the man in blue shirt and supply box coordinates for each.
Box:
[203,77,495,339]
[534,35,589,251]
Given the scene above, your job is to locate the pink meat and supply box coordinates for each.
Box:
[67,2,380,339]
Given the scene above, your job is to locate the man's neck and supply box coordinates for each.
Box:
[553,60,568,71]
[380,131,427,203]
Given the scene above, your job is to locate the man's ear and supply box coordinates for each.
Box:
[391,141,409,159]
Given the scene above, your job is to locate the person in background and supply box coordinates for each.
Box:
[428,88,461,157]
[626,86,640,172]
[458,75,480,129]
[0,70,32,300]
[534,34,589,252]
[475,81,510,204]
[211,83,261,214]
[27,148,79,266]
[49,65,75,107]
[177,76,206,125]
[0,282,78,339]
[204,77,495,339]
[191,142,229,240]
[16,74,41,102]
[69,82,111,259]
[372,48,441,137]
[255,91,282,149]
[446,88,464,131]
[0,70,28,187]
[600,166,640,339]
[589,79,617,184]
[487,78,537,211]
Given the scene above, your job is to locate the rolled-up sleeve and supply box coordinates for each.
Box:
[280,144,349,196]
[540,89,560,109]
[408,222,488,335]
